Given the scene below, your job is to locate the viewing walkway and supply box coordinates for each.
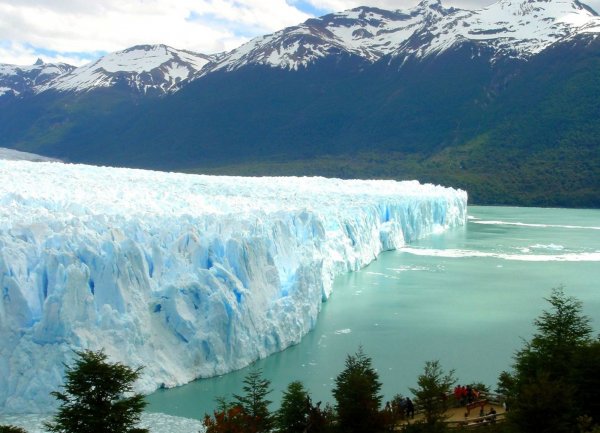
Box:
[441,402,506,429]
[396,393,507,430]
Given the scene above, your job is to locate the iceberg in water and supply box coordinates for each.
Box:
[0,160,467,413]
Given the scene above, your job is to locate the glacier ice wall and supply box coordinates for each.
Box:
[0,160,467,413]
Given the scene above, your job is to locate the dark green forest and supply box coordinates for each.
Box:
[1,36,599,207]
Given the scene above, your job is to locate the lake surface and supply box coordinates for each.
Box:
[146,205,600,420]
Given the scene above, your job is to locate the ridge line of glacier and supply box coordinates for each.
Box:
[0,160,467,413]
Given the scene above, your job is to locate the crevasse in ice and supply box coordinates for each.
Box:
[0,160,467,413]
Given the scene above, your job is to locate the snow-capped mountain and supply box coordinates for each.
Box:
[203,0,600,73]
[3,0,599,93]
[392,0,600,61]
[0,59,74,97]
[38,44,215,95]
[1,0,599,208]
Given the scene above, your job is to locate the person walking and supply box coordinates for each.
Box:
[405,397,415,419]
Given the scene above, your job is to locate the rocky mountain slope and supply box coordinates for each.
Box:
[201,0,600,73]
[40,44,215,95]
[1,45,215,96]
[0,59,74,97]
[3,0,598,95]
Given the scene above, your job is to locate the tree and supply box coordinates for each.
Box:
[515,286,593,380]
[276,381,310,433]
[307,402,337,433]
[0,426,28,433]
[232,368,273,433]
[495,371,517,411]
[508,287,596,433]
[45,350,148,433]
[332,347,383,433]
[203,397,249,433]
[572,339,600,422]
[410,360,455,432]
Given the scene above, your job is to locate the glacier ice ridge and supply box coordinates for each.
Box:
[0,160,467,413]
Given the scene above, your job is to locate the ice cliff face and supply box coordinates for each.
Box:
[0,148,61,162]
[0,160,467,413]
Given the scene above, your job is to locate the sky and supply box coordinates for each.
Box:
[1,0,599,66]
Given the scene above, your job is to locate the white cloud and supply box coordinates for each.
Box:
[0,0,310,65]
[298,0,600,11]
[294,0,415,10]
[0,41,92,66]
[289,0,481,11]
[1,0,599,66]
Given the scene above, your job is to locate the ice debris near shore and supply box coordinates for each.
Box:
[0,412,205,433]
[0,160,467,413]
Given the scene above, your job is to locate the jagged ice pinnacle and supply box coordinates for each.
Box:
[0,160,467,413]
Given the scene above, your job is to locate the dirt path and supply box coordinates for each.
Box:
[398,401,506,429]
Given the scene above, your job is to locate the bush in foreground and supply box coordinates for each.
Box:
[0,426,28,433]
[333,346,384,433]
[505,287,600,433]
[410,360,456,432]
[45,350,148,433]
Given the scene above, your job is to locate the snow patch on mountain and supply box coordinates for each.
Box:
[203,6,428,73]
[0,160,466,413]
[0,59,74,97]
[38,45,214,94]
[397,0,600,60]
[3,0,598,93]
[205,0,600,72]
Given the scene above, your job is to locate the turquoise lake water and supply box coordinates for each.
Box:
[146,205,600,420]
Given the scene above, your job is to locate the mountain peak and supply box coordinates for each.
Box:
[202,0,600,73]
[574,0,599,15]
[415,0,453,15]
[494,0,598,14]
[36,45,213,95]
[5,0,600,96]
[417,0,443,8]
[0,60,74,98]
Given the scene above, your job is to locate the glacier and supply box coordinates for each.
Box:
[0,159,467,414]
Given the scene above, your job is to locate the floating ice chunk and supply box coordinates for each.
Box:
[531,243,564,251]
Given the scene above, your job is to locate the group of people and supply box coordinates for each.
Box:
[453,384,499,424]
[383,397,415,420]
[453,384,480,405]
[381,389,500,427]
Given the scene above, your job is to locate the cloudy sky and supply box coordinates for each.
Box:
[1,0,599,66]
